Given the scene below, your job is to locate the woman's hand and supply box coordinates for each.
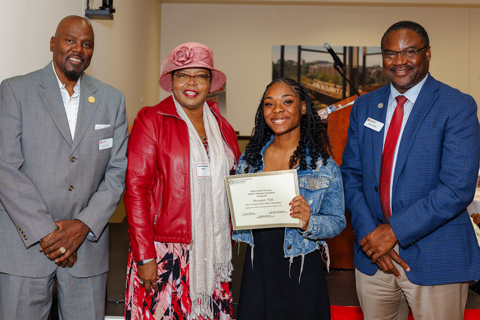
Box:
[290,195,311,231]
[137,260,160,294]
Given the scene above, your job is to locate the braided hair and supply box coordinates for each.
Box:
[243,78,331,173]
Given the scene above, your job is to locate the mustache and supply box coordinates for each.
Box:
[389,64,412,71]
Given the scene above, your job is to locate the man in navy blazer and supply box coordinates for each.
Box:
[341,21,480,319]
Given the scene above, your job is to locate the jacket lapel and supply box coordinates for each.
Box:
[371,86,390,184]
[71,74,99,153]
[38,64,73,146]
[392,75,439,189]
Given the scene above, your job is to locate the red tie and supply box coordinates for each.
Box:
[379,95,407,222]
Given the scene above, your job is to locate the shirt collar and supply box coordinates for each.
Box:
[51,61,81,94]
[389,73,429,104]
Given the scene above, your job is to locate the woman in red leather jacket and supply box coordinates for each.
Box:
[124,42,240,320]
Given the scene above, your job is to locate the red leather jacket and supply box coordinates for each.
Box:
[125,96,241,261]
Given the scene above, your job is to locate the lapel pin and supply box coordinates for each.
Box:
[377,103,383,109]
[88,96,95,103]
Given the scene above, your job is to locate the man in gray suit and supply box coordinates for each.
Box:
[0,15,128,319]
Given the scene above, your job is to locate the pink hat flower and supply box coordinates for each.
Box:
[172,46,194,66]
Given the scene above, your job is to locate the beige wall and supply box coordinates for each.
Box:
[470,9,480,95]
[0,1,83,80]
[87,1,163,125]
[161,3,479,135]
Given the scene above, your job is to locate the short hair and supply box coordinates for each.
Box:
[381,21,429,49]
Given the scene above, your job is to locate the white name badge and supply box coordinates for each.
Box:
[364,118,384,132]
[196,163,211,177]
[99,138,113,150]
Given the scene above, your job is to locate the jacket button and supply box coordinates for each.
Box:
[287,245,292,250]
[377,218,383,222]
[375,186,378,192]
[70,157,76,162]
[68,186,74,191]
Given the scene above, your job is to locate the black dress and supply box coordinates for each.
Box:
[236,228,331,320]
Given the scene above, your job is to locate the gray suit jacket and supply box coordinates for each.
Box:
[0,63,128,278]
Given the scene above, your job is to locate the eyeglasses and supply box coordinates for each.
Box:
[382,46,429,60]
[174,72,211,85]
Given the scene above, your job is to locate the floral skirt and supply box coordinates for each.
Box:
[125,242,232,320]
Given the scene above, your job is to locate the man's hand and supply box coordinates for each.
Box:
[58,251,78,268]
[472,213,480,225]
[137,260,159,294]
[39,220,90,264]
[375,249,410,278]
[360,224,397,263]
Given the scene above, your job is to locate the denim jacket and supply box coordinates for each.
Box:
[232,137,346,269]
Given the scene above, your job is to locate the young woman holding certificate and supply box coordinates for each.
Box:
[233,78,346,320]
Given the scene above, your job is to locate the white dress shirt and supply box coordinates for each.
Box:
[52,62,80,140]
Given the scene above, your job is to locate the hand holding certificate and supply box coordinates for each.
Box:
[225,170,302,230]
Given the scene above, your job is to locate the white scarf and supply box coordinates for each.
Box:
[173,96,232,319]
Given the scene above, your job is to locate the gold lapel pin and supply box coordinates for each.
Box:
[378,103,383,109]
[88,96,95,103]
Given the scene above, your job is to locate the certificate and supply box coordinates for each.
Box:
[225,170,301,230]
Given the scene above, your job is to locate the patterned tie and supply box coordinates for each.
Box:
[379,95,407,222]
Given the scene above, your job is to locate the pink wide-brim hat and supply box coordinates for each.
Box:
[159,42,226,93]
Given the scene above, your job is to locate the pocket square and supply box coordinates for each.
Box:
[95,124,111,130]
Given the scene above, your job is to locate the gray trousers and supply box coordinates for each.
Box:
[0,268,107,320]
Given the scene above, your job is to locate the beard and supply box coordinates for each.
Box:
[62,56,85,81]
[63,66,84,81]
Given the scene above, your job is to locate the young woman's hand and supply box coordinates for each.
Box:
[290,195,311,231]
